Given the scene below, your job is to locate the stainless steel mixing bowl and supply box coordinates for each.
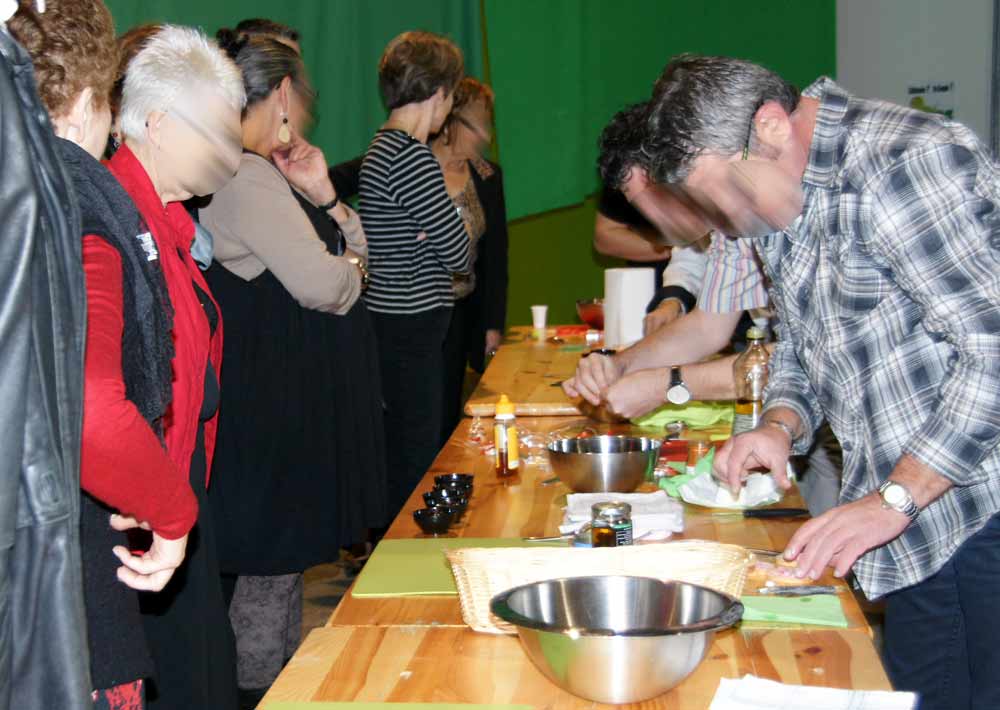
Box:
[490,575,743,704]
[547,435,660,492]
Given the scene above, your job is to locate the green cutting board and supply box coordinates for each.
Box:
[352,538,563,598]
[740,594,849,627]
[264,704,532,710]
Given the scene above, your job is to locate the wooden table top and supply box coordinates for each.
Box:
[262,336,893,708]
[464,327,586,417]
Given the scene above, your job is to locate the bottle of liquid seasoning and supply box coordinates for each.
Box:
[590,502,634,547]
[494,394,519,478]
[732,326,770,436]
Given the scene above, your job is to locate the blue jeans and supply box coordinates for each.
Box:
[884,512,1000,709]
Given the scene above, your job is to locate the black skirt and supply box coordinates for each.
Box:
[206,201,388,576]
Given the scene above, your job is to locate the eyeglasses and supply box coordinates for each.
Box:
[455,114,492,144]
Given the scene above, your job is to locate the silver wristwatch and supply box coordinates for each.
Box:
[665,366,691,405]
[877,480,920,522]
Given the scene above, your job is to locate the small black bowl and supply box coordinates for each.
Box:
[426,503,461,525]
[413,508,453,535]
[435,480,473,497]
[435,473,474,488]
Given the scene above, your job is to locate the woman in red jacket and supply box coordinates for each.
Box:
[107,24,245,710]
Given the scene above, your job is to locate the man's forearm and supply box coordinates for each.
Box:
[617,308,742,374]
[593,214,670,262]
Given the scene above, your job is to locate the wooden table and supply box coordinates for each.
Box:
[464,327,586,416]
[262,336,893,708]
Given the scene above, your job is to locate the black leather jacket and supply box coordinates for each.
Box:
[0,27,91,710]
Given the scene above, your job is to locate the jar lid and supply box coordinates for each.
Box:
[591,501,632,519]
[746,326,766,340]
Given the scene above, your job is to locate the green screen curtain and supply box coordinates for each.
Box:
[484,0,836,220]
[103,0,484,167]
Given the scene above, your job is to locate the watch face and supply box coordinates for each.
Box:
[883,483,906,506]
[666,386,690,405]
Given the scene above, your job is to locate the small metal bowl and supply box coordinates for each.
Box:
[547,435,661,493]
[491,576,742,703]
[412,508,453,535]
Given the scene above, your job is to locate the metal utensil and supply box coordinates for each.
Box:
[547,435,661,493]
[491,576,743,704]
[524,523,590,542]
[711,507,810,519]
[756,585,840,596]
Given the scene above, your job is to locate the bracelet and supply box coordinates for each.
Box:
[762,419,797,444]
[317,194,340,212]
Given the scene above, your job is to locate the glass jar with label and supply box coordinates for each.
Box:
[590,501,634,547]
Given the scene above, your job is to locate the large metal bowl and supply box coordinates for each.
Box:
[547,435,660,492]
[491,576,742,704]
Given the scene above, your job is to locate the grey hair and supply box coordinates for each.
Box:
[643,54,800,183]
[119,24,246,142]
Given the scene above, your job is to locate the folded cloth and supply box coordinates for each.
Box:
[562,491,684,541]
[709,675,917,710]
[633,400,734,428]
[740,594,849,627]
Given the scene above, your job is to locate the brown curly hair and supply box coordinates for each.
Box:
[378,30,463,110]
[7,0,119,118]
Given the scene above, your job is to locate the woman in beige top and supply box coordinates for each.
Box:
[200,31,388,703]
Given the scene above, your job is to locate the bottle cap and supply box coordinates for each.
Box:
[495,394,515,416]
[746,326,766,340]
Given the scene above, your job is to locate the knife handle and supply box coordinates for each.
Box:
[744,508,810,519]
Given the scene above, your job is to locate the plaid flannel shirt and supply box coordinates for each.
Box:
[756,78,1000,599]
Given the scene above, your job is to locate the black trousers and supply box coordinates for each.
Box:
[440,296,473,448]
[884,512,1000,709]
[372,308,451,518]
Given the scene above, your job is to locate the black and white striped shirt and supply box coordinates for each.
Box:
[359,129,470,314]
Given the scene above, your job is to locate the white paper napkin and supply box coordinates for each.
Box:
[603,267,655,348]
[561,491,684,541]
[679,472,782,509]
[710,675,917,710]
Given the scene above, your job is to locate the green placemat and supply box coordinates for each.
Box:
[633,400,735,428]
[740,594,849,627]
[265,704,533,710]
[352,538,563,598]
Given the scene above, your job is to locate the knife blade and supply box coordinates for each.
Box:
[712,507,810,519]
[756,584,840,596]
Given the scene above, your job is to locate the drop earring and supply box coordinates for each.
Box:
[277,114,291,144]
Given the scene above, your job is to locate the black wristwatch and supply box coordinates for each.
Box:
[317,194,340,213]
[665,366,691,405]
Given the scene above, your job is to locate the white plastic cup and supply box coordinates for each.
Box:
[530,305,548,330]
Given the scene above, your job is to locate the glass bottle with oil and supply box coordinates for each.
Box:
[732,326,770,435]
[494,394,519,478]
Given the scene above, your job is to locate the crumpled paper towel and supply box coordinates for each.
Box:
[561,491,684,541]
[679,471,783,509]
[710,675,916,710]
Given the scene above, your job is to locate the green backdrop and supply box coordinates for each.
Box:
[101,0,835,327]
[103,0,484,168]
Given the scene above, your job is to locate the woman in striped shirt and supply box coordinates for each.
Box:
[360,31,470,516]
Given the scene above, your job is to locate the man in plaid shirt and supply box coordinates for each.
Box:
[644,55,1000,708]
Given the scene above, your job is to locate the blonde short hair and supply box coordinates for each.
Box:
[119,24,245,142]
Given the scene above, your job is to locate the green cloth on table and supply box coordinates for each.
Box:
[264,704,533,710]
[740,594,849,627]
[633,400,734,428]
[659,448,715,498]
[352,538,563,597]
